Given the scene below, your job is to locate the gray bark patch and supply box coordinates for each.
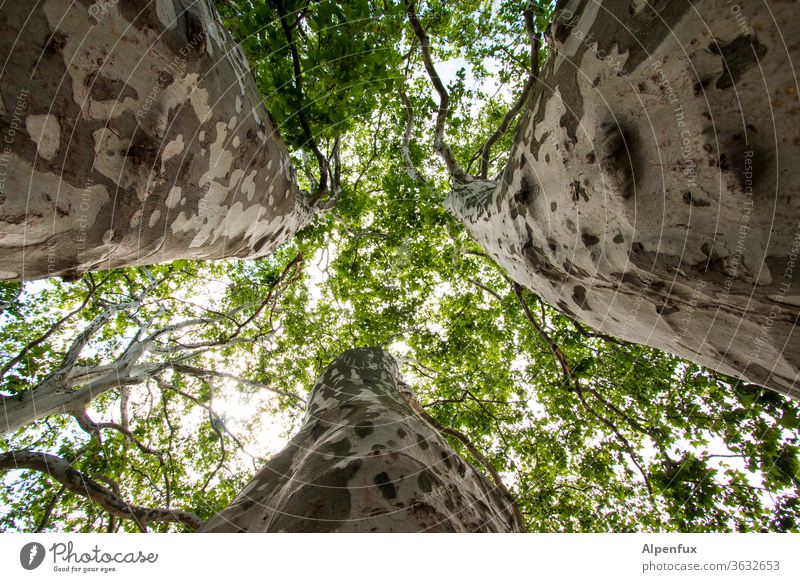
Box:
[572,285,590,311]
[373,472,398,500]
[709,35,767,90]
[271,459,363,533]
[354,421,374,438]
[581,232,600,247]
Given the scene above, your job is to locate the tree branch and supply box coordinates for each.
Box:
[201,384,226,495]
[0,451,201,530]
[513,283,574,378]
[478,9,540,178]
[0,278,101,379]
[35,484,65,532]
[171,364,306,405]
[405,1,467,182]
[313,137,343,210]
[72,410,163,458]
[478,76,537,179]
[463,275,506,305]
[0,257,302,435]
[398,89,420,181]
[568,316,628,346]
[275,0,329,200]
[513,283,653,495]
[353,109,384,194]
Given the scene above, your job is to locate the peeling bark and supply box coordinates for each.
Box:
[200,348,521,532]
[447,0,800,398]
[0,0,310,280]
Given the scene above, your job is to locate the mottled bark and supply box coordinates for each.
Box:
[200,348,521,532]
[447,0,800,398]
[0,0,310,280]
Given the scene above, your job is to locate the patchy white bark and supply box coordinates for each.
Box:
[0,0,310,280]
[447,0,800,398]
[200,348,521,532]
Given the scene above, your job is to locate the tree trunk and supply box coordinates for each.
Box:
[199,347,521,532]
[0,0,310,280]
[447,0,800,399]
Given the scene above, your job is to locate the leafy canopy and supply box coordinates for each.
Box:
[1,0,797,532]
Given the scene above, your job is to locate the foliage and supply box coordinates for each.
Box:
[1,0,798,532]
[0,255,305,532]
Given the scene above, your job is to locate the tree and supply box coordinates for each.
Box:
[5,1,796,393]
[3,237,798,532]
[1,0,799,533]
[200,347,522,532]
[440,0,800,398]
[0,0,309,280]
